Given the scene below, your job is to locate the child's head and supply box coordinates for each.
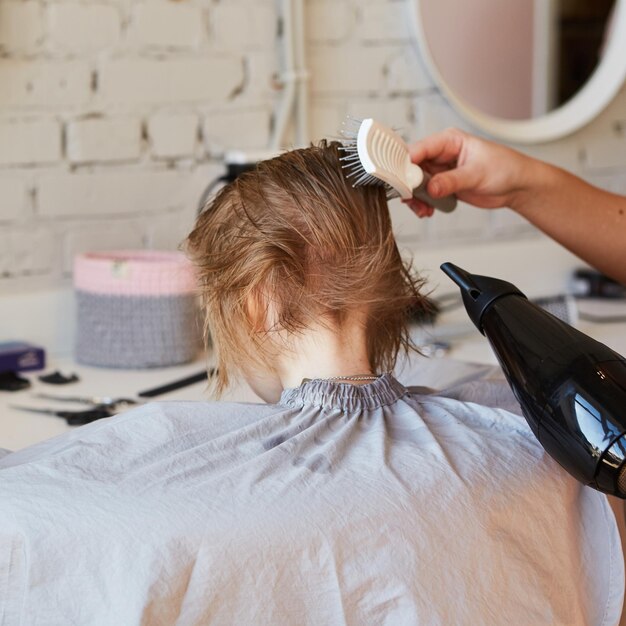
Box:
[185,140,427,396]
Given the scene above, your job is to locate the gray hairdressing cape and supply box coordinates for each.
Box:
[0,373,623,625]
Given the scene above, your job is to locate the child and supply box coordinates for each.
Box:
[0,142,621,625]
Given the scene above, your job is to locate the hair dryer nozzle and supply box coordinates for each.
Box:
[440,263,482,299]
[440,262,525,333]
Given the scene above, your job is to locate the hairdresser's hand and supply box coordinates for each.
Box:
[406,128,534,217]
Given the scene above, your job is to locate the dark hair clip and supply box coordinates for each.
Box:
[38,371,80,385]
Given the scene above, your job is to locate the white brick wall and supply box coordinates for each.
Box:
[0,119,61,165]
[211,4,277,50]
[148,113,199,160]
[130,2,204,50]
[48,3,121,54]
[520,137,583,176]
[386,48,433,94]
[358,2,413,42]
[309,100,347,141]
[38,170,194,217]
[63,220,147,272]
[0,61,91,107]
[98,58,244,105]
[0,178,27,221]
[8,227,56,275]
[203,108,272,155]
[67,117,142,164]
[0,232,9,276]
[310,44,432,95]
[0,0,624,305]
[347,98,411,132]
[0,1,44,53]
[584,132,626,170]
[307,2,356,43]
[244,51,280,101]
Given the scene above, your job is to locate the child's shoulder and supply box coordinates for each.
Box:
[405,377,534,441]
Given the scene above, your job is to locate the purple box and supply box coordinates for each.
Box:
[0,342,46,373]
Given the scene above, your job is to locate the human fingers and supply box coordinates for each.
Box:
[427,166,476,198]
[403,198,436,218]
[419,162,452,177]
[408,128,466,166]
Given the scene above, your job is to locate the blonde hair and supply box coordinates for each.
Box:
[185,140,428,395]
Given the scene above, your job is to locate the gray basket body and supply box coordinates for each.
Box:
[75,290,200,368]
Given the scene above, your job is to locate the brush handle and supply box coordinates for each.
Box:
[412,173,457,213]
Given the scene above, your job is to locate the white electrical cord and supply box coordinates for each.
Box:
[270,0,309,150]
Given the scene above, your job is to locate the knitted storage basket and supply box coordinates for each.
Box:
[74,250,200,368]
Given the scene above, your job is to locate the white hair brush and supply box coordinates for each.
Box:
[339,118,457,213]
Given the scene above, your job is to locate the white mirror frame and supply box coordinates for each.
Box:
[411,0,626,144]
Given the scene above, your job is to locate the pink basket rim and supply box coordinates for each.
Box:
[74,250,197,296]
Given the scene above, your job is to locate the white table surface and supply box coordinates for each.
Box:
[2,303,626,453]
[0,354,261,452]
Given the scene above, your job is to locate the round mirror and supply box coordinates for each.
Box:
[412,0,626,143]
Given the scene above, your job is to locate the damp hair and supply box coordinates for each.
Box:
[184,140,429,396]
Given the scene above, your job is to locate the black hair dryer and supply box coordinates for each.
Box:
[441,262,626,498]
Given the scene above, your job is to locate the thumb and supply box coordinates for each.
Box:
[428,168,472,198]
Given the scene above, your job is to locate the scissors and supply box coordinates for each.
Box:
[10,405,114,425]
[32,393,139,413]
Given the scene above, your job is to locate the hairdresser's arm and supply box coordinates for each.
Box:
[408,128,626,285]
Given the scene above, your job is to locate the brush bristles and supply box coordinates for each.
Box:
[339,154,361,164]
[339,151,387,189]
[353,171,382,186]
[338,116,393,193]
[339,149,386,186]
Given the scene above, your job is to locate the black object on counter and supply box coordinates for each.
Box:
[10,405,114,425]
[138,368,215,398]
[0,371,31,392]
[574,267,626,299]
[39,371,80,385]
[441,261,626,498]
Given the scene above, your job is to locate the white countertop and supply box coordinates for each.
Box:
[0,355,261,452]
